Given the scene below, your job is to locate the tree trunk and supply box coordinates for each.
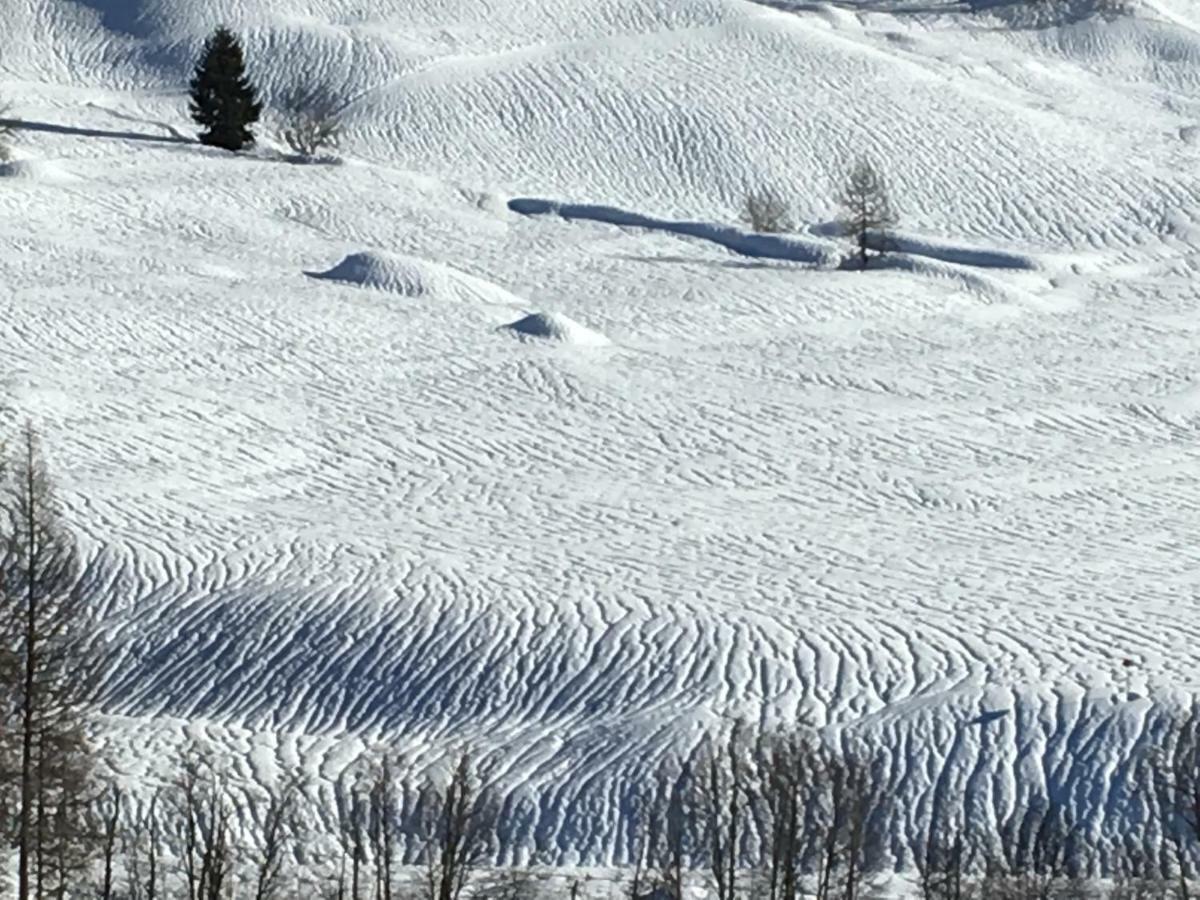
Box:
[17,456,39,900]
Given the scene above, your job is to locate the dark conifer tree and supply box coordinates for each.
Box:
[188,27,262,152]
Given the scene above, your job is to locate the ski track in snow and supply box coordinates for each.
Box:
[4,0,1200,869]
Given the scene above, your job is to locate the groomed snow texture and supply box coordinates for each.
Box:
[4,0,1200,869]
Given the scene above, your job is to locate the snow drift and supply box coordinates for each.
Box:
[502,311,609,346]
[0,158,78,183]
[308,250,527,307]
[309,251,454,297]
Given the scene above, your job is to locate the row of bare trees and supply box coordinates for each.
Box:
[4,738,496,899]
[60,717,1200,900]
[622,717,1200,900]
[5,424,1200,897]
[626,726,881,900]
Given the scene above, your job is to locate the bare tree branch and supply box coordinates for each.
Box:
[741,187,792,234]
[0,422,100,900]
[278,84,344,159]
[421,750,495,900]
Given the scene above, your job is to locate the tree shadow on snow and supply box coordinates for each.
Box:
[2,118,190,146]
[749,0,1126,27]
[616,253,812,271]
[748,0,969,17]
[67,0,158,38]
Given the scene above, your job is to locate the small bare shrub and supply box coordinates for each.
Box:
[278,85,343,159]
[741,187,792,233]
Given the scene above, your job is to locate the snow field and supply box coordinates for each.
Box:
[3,0,1200,871]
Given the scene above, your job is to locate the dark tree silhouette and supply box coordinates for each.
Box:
[838,157,898,270]
[422,751,495,900]
[0,97,14,162]
[189,27,263,151]
[278,83,344,159]
[0,423,101,900]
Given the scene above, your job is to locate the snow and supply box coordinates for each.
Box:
[0,156,78,182]
[2,0,1200,871]
[308,249,527,306]
[509,197,841,265]
[310,251,442,296]
[502,311,610,346]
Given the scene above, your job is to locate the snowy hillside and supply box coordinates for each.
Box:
[4,0,1200,868]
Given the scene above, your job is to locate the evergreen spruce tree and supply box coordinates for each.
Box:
[189,27,262,152]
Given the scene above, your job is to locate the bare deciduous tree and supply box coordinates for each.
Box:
[173,747,234,900]
[100,786,122,900]
[980,807,1079,900]
[421,750,495,900]
[279,85,344,159]
[812,750,875,900]
[334,755,392,900]
[697,723,750,900]
[837,157,898,270]
[627,758,692,900]
[123,789,162,900]
[759,729,824,900]
[741,187,792,234]
[255,776,305,900]
[629,796,653,900]
[146,788,162,900]
[0,98,14,162]
[661,764,691,900]
[1145,703,1200,899]
[916,816,970,900]
[368,755,399,900]
[0,423,102,900]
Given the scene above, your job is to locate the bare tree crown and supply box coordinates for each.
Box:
[278,84,344,158]
[0,100,13,163]
[837,156,898,270]
[741,187,792,234]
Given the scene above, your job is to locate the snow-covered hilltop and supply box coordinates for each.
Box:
[3,0,1200,868]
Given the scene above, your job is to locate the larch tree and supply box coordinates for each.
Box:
[837,156,898,270]
[189,26,263,151]
[0,423,102,900]
[0,96,13,162]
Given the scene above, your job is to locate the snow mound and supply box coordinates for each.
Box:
[0,158,77,183]
[502,311,610,346]
[308,251,449,297]
[308,251,526,307]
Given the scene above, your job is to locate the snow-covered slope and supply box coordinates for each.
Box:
[4,0,1200,868]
